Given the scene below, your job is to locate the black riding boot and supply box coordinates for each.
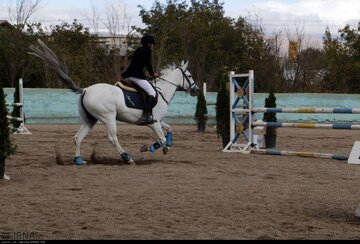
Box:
[139,95,156,125]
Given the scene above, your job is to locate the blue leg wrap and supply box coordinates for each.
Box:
[149,142,163,153]
[74,156,84,166]
[121,153,132,162]
[166,132,173,147]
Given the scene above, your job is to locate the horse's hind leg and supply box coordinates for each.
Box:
[103,118,135,164]
[161,121,173,147]
[73,99,98,165]
[73,119,97,165]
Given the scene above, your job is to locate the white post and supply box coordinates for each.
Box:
[223,71,235,151]
[229,71,235,148]
[203,82,207,100]
[14,78,31,135]
[19,78,24,123]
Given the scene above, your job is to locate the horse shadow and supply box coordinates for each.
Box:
[55,147,161,166]
[89,153,160,166]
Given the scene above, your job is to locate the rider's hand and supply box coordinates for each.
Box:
[146,73,159,80]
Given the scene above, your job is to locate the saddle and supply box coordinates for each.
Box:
[115,80,141,93]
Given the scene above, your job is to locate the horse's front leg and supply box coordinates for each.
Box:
[141,121,169,155]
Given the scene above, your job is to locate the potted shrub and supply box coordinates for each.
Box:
[194,91,208,133]
[0,85,16,180]
[263,92,277,148]
[216,80,230,148]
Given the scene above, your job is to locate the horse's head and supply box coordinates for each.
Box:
[177,61,200,97]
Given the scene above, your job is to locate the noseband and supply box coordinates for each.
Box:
[178,67,197,93]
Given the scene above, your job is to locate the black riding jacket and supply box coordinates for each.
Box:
[122,45,155,80]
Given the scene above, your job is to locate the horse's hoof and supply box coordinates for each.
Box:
[163,147,169,155]
[3,174,10,180]
[74,157,86,165]
[121,152,133,163]
[140,145,148,152]
[128,159,136,165]
[149,142,163,153]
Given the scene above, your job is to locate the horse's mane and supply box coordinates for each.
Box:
[160,63,178,76]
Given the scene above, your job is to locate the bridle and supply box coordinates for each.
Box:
[155,67,197,104]
[178,67,197,93]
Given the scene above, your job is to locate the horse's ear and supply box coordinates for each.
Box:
[180,60,185,66]
[183,61,189,70]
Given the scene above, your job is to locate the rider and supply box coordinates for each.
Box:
[122,34,158,125]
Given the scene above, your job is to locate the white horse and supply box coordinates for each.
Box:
[30,40,200,165]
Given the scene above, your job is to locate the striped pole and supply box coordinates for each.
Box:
[10,126,22,132]
[5,103,23,107]
[6,115,23,122]
[253,149,349,161]
[236,107,360,114]
[253,121,360,130]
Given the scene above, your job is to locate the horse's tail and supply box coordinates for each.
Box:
[29,39,83,94]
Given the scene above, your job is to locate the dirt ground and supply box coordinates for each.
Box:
[1,123,360,240]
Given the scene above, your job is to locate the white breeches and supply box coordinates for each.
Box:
[124,77,156,97]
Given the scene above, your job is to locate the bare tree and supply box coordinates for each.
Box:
[7,0,41,29]
[83,0,133,80]
[84,0,101,34]
[103,0,132,37]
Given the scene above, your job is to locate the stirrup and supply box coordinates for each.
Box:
[139,115,156,125]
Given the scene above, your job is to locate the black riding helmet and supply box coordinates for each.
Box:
[141,35,156,46]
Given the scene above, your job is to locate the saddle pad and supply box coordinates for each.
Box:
[123,90,145,110]
[116,81,159,110]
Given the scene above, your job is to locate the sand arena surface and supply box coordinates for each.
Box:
[1,124,360,240]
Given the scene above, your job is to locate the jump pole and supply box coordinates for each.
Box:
[235,107,360,114]
[252,121,360,130]
[253,149,349,161]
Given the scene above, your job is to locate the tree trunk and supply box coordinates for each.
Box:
[222,135,230,149]
[0,156,5,180]
[197,122,206,133]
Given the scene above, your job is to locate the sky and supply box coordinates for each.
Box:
[1,0,360,47]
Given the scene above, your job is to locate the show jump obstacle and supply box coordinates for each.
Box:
[2,79,31,181]
[5,78,31,135]
[223,71,360,164]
